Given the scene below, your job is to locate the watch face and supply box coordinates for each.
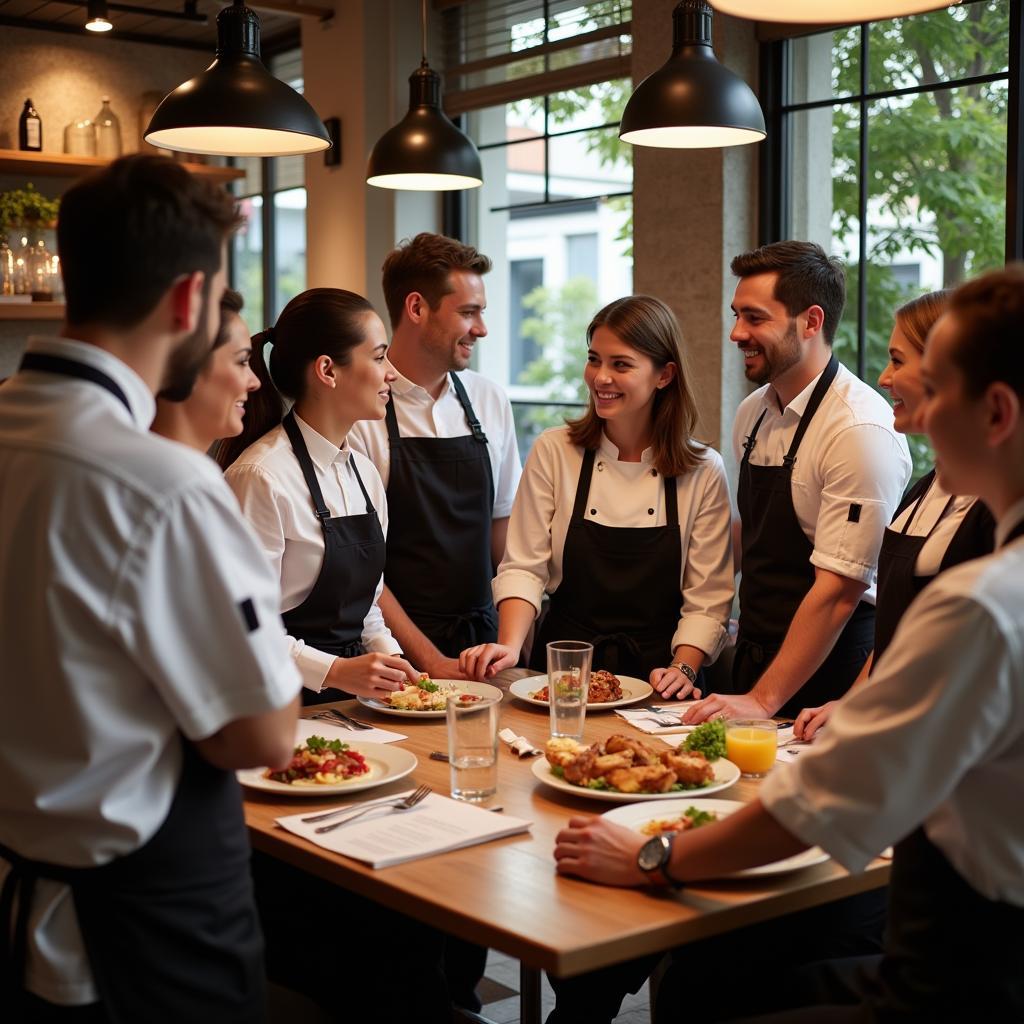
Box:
[638,835,670,873]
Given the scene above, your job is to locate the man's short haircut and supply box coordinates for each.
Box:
[58,154,241,330]
[731,241,846,345]
[381,232,491,328]
[947,264,1024,400]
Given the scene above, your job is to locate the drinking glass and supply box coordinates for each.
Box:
[447,696,499,802]
[546,641,593,739]
[725,718,778,778]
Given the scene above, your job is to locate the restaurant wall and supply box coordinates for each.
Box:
[631,1,759,477]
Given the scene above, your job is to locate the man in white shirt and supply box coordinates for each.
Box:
[552,265,1024,1022]
[0,155,301,1022]
[682,241,911,722]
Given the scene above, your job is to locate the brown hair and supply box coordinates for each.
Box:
[215,287,377,469]
[58,154,241,329]
[946,265,1024,399]
[381,232,491,328]
[567,295,704,477]
[894,289,949,352]
[730,241,846,345]
[210,288,245,352]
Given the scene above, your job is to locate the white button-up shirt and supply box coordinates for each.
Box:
[493,426,734,662]
[733,361,912,599]
[0,337,300,1005]
[347,367,522,518]
[762,500,1024,904]
[889,475,980,578]
[225,415,401,692]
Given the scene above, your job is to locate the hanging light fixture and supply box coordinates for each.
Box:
[85,0,113,32]
[712,1,956,22]
[366,0,482,191]
[145,0,331,158]
[619,1,766,149]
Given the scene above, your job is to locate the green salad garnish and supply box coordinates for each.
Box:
[681,719,726,761]
[302,735,349,755]
[417,676,440,693]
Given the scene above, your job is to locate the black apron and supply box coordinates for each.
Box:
[280,411,386,706]
[873,470,996,667]
[383,373,497,657]
[4,354,265,1022]
[530,447,683,680]
[734,356,874,715]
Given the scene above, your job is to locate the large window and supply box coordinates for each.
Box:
[765,1,1018,476]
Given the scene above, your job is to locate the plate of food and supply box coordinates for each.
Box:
[237,736,417,797]
[531,733,740,803]
[510,671,653,710]
[357,677,503,718]
[601,799,831,877]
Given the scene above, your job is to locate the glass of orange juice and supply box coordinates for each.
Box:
[725,718,778,778]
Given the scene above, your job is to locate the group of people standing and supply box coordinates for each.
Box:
[1,151,1022,1024]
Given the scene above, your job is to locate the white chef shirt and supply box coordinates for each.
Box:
[493,426,734,662]
[0,337,300,1005]
[761,499,1024,904]
[889,475,979,578]
[225,415,401,693]
[347,367,521,518]
[732,361,912,600]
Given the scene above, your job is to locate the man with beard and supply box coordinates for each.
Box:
[680,241,910,723]
[0,155,300,1022]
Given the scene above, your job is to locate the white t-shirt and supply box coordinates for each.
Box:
[762,499,1024,904]
[889,475,980,578]
[732,361,912,600]
[348,367,521,519]
[0,338,300,1004]
[225,415,402,693]
[493,426,734,662]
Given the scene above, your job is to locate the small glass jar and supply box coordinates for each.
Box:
[26,238,55,300]
[0,239,14,296]
[64,118,97,156]
[95,97,122,159]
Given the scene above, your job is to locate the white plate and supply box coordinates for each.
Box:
[356,680,503,718]
[237,742,417,797]
[530,753,740,803]
[510,674,653,711]
[602,799,830,876]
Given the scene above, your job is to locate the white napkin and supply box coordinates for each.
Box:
[297,718,407,746]
[614,705,698,735]
[498,727,542,758]
[775,725,818,764]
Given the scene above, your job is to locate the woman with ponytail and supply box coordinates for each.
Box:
[460,294,733,695]
[224,287,419,703]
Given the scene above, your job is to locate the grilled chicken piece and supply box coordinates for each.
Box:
[563,749,599,785]
[545,737,584,768]
[662,751,714,786]
[606,764,677,793]
[592,751,634,775]
[605,734,661,766]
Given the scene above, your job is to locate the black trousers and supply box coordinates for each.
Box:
[15,995,108,1024]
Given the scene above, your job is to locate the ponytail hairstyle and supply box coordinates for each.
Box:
[567,295,705,477]
[215,287,377,470]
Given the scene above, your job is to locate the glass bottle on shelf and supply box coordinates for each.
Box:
[94,97,122,159]
[0,239,15,295]
[64,119,97,156]
[27,239,55,300]
[19,99,42,151]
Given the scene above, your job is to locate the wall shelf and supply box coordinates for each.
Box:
[0,302,65,320]
[0,149,244,183]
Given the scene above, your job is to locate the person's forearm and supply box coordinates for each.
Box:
[672,644,706,674]
[378,585,442,669]
[195,694,300,771]
[497,597,536,655]
[750,574,866,714]
[491,516,510,571]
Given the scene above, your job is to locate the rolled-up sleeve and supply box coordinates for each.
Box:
[671,455,733,662]
[808,423,910,584]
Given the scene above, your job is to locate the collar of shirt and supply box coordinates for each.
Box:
[597,431,654,465]
[995,495,1024,548]
[388,366,453,405]
[25,335,156,430]
[292,412,350,473]
[765,364,828,421]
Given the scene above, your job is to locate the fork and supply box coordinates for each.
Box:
[314,785,431,834]
[310,709,372,731]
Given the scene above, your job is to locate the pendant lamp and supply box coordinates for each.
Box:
[85,0,113,33]
[619,1,766,149]
[713,1,956,22]
[366,0,482,190]
[145,0,330,158]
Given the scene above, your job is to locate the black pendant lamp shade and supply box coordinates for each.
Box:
[145,0,330,158]
[619,1,765,149]
[85,0,113,33]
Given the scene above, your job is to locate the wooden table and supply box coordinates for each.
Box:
[244,685,889,1022]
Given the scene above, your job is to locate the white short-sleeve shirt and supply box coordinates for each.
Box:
[732,361,912,600]
[0,338,301,1005]
[493,427,734,662]
[225,415,402,692]
[347,367,521,518]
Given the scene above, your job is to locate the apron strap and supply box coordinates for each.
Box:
[570,448,598,524]
[384,384,402,443]
[741,409,769,463]
[901,476,956,538]
[783,354,840,468]
[283,411,334,532]
[348,456,375,515]
[449,372,488,444]
[20,352,132,416]
[664,474,678,527]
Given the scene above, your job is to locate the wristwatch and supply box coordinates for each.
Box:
[670,661,698,686]
[637,834,683,889]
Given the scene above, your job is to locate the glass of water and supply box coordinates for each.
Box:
[446,696,499,802]
[546,641,593,739]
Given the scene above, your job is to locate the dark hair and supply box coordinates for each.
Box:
[567,295,704,477]
[946,265,1024,399]
[215,287,376,469]
[210,288,245,352]
[58,154,241,329]
[381,232,491,328]
[730,241,846,345]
